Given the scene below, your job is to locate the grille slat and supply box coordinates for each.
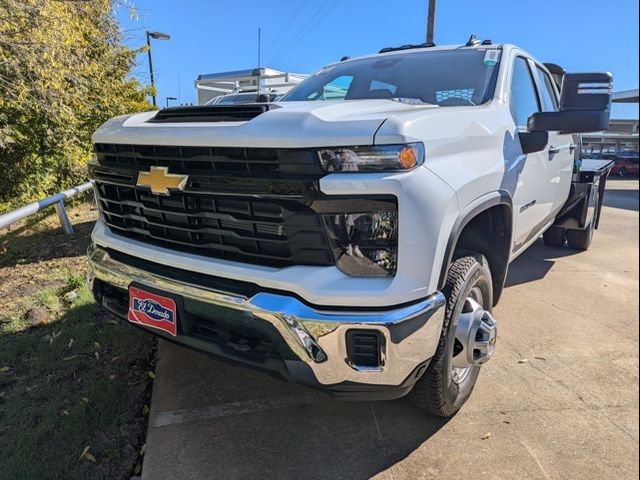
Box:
[92,143,333,268]
[91,165,319,196]
[95,143,322,177]
[101,210,325,246]
[104,223,327,263]
[98,197,289,226]
[96,191,321,230]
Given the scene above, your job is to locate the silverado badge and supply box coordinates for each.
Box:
[137,166,188,195]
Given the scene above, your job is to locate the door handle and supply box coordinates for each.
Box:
[548,146,560,159]
[569,144,577,154]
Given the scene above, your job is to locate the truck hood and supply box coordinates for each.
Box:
[92,100,439,148]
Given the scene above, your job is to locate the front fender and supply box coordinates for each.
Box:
[437,191,514,305]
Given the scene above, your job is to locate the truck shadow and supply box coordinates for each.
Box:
[0,219,95,268]
[145,341,452,479]
[503,239,578,288]
[601,187,639,212]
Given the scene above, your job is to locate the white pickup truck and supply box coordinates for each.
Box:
[88,40,613,416]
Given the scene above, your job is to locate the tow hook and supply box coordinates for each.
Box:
[452,298,497,369]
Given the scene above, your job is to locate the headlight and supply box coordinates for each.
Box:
[317,143,424,172]
[323,210,398,277]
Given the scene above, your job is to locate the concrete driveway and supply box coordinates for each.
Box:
[142,180,639,480]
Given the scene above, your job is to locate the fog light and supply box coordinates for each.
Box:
[323,210,398,276]
[346,329,383,368]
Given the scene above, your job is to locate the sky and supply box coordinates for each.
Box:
[117,0,639,118]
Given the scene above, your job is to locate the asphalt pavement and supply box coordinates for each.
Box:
[142,179,639,480]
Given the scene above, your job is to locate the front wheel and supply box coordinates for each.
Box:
[411,253,497,417]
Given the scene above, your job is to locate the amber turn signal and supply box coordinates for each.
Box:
[399,145,419,169]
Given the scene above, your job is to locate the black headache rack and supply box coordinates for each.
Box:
[378,42,436,53]
[149,104,271,123]
[554,159,615,231]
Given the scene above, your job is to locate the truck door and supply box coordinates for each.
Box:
[531,63,574,216]
[509,56,553,248]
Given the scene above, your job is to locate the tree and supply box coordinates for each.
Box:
[0,0,152,210]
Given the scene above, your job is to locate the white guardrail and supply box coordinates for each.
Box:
[0,182,93,235]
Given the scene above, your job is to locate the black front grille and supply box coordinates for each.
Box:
[91,143,333,268]
[95,183,332,266]
[189,315,280,360]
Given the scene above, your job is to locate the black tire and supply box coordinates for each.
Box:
[567,220,595,251]
[411,253,493,417]
[619,168,628,178]
[543,226,566,247]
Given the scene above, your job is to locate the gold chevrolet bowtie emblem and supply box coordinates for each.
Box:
[137,166,189,195]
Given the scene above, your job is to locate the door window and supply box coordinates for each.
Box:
[535,67,559,111]
[509,57,540,128]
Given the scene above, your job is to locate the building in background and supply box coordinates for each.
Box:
[194,67,307,105]
[582,89,639,155]
[582,119,639,155]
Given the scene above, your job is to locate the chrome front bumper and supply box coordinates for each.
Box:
[88,245,446,399]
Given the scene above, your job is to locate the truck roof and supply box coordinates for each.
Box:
[332,42,515,67]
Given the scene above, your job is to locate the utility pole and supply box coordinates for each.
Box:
[426,0,436,44]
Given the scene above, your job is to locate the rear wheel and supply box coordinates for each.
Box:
[567,184,600,251]
[567,220,595,250]
[543,226,566,247]
[411,253,496,417]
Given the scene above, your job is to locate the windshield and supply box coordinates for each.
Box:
[283,49,500,106]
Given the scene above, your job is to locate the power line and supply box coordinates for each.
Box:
[262,0,311,59]
[267,0,341,66]
[314,0,343,33]
[267,0,333,65]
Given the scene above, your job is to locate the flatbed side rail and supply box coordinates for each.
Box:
[0,182,93,235]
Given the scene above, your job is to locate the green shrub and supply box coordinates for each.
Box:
[0,0,153,211]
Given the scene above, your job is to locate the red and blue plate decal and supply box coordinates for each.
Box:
[128,286,178,336]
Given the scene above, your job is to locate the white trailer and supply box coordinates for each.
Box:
[194,67,307,105]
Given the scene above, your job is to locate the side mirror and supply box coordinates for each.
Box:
[518,131,549,154]
[528,72,613,134]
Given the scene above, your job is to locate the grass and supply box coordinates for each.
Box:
[0,201,156,479]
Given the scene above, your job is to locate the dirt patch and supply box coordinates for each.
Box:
[0,200,157,479]
[1,200,96,329]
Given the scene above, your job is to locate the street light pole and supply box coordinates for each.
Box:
[256,28,262,103]
[426,0,436,44]
[165,96,177,108]
[145,30,171,107]
[145,31,156,107]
